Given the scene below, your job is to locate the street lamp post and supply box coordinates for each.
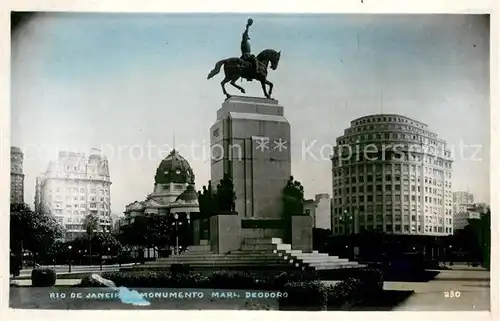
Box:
[68,245,72,273]
[341,210,348,235]
[99,228,109,271]
[89,235,92,266]
[341,210,354,235]
[173,214,179,255]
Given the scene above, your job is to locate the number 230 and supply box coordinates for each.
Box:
[444,291,461,298]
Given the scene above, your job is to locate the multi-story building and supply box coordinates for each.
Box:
[453,191,474,206]
[452,191,475,230]
[314,193,331,230]
[35,150,112,241]
[108,213,125,233]
[304,194,332,230]
[11,146,24,204]
[331,114,453,236]
[304,199,317,227]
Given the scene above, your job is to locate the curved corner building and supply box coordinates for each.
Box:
[331,114,453,236]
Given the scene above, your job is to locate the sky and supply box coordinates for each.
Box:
[11,13,490,214]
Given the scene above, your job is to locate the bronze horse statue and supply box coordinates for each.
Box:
[207,48,281,99]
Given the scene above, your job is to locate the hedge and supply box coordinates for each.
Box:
[279,278,372,310]
[78,270,320,290]
[279,281,329,310]
[77,268,383,310]
[31,268,56,287]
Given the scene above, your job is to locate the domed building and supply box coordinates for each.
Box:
[124,149,199,221]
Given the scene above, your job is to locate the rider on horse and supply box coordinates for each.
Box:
[241,19,258,81]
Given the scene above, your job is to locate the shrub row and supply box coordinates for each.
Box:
[78,269,320,290]
[77,268,383,310]
[31,268,57,287]
[279,277,377,311]
[78,267,382,289]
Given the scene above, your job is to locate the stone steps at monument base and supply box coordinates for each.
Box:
[292,253,329,258]
[183,251,214,255]
[144,261,292,268]
[146,255,288,262]
[242,237,284,245]
[273,251,346,262]
[150,261,292,267]
[150,256,291,263]
[141,255,363,271]
[309,262,366,271]
[295,257,350,264]
[290,254,344,260]
[185,245,211,252]
[274,249,301,255]
[165,254,351,265]
[137,237,364,272]
[231,250,289,255]
[307,261,360,267]
[242,243,292,251]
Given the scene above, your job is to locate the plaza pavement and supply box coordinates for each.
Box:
[388,265,490,311]
[13,263,135,280]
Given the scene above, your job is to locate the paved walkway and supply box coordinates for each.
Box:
[12,279,81,286]
[13,264,135,279]
[387,266,490,311]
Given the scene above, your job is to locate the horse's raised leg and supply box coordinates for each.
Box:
[230,78,246,94]
[221,77,230,99]
[265,79,274,97]
[260,80,270,99]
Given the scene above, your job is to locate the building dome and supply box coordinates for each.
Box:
[175,184,198,202]
[155,149,195,184]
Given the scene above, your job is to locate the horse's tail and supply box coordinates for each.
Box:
[207,59,226,80]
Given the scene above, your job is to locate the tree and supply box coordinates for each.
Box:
[10,203,64,262]
[83,214,99,236]
[41,240,67,264]
[282,176,305,216]
[117,213,181,259]
[118,216,150,247]
[148,214,173,249]
[81,213,100,264]
[467,208,491,268]
[90,232,121,256]
[452,207,491,268]
[72,231,121,265]
[117,215,155,259]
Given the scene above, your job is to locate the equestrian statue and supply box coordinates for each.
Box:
[207,18,281,99]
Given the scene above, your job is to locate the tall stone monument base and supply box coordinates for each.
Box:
[210,96,291,241]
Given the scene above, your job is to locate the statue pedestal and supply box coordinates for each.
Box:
[209,212,241,254]
[210,96,291,239]
[291,215,313,253]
